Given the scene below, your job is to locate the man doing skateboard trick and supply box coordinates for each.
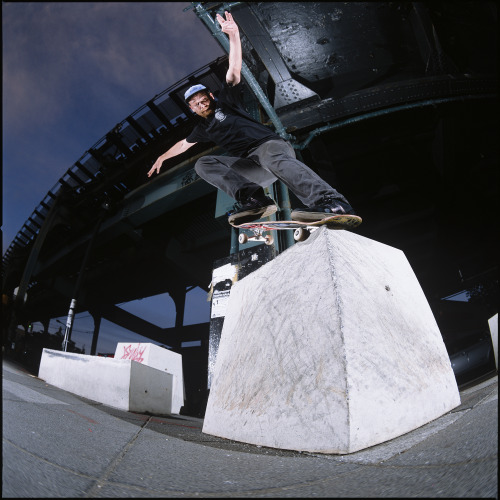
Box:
[148,11,358,225]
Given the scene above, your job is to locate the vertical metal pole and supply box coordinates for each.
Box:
[277,181,295,250]
[62,299,77,352]
[230,226,239,254]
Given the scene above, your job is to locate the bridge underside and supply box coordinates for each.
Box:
[10,97,498,351]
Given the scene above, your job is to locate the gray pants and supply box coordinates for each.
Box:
[194,139,348,206]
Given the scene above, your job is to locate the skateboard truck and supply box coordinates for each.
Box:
[238,227,274,246]
[237,226,313,246]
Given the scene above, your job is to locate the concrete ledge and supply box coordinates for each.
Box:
[38,349,173,414]
[203,227,461,454]
[114,342,184,413]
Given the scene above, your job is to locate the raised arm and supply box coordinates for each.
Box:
[216,11,241,86]
[147,139,196,177]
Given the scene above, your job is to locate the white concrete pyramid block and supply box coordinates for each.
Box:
[202,227,460,454]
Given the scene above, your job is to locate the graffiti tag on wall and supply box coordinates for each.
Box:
[120,343,146,363]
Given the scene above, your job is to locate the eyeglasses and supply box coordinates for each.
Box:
[189,96,211,109]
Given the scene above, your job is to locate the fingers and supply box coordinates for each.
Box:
[216,10,233,25]
[147,163,158,177]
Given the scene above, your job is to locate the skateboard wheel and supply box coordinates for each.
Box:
[238,233,248,244]
[264,234,274,245]
[293,227,309,242]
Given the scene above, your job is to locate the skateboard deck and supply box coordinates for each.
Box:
[231,214,362,245]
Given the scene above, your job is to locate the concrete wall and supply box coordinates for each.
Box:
[38,349,173,414]
[115,342,184,413]
[203,227,461,454]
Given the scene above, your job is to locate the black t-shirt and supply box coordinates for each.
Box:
[186,82,280,157]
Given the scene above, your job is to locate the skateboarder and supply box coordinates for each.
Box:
[148,11,357,225]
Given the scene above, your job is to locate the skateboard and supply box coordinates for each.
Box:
[231,214,362,245]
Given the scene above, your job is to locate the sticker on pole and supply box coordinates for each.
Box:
[209,263,238,319]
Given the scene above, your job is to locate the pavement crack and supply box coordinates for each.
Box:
[84,416,152,497]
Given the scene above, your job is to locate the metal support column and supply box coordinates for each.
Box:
[230,227,239,255]
[41,318,50,335]
[90,312,101,356]
[62,215,105,351]
[277,181,294,250]
[171,287,187,330]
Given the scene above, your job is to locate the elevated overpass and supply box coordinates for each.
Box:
[3,2,498,412]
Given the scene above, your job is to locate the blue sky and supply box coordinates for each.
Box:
[2,2,225,353]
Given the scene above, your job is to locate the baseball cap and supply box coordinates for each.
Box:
[184,84,208,102]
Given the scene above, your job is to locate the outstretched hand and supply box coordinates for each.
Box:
[148,156,165,177]
[216,11,238,37]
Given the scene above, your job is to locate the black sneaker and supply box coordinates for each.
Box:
[227,196,278,224]
[291,196,356,222]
